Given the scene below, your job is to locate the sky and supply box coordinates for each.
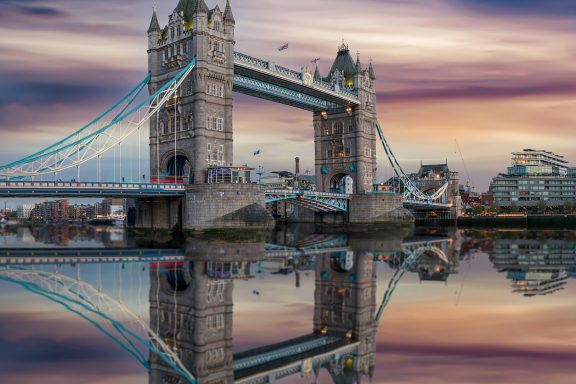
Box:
[1,0,576,192]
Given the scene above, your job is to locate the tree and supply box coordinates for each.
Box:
[565,201,576,214]
[472,205,484,216]
[487,203,500,215]
[537,200,547,215]
[510,202,519,214]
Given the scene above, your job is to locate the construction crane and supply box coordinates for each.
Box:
[455,139,473,193]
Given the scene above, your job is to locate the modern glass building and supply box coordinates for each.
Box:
[490,149,576,207]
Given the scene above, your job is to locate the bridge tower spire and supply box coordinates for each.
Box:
[148,0,235,184]
[314,42,378,194]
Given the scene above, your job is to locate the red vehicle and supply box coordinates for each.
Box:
[150,174,184,184]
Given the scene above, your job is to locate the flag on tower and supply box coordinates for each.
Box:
[278,43,289,51]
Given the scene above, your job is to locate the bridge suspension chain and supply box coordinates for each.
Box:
[0,59,197,180]
[375,122,450,204]
[0,266,197,384]
[375,244,449,323]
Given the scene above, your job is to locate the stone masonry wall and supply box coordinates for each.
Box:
[349,193,414,224]
[184,184,274,230]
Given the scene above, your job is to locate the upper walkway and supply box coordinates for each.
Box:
[233,51,360,112]
[233,333,359,384]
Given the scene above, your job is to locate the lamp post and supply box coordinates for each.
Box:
[173,90,179,183]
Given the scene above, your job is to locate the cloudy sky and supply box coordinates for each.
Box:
[1,0,576,191]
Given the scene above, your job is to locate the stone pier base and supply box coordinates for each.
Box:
[349,193,414,224]
[134,197,183,230]
[184,184,274,230]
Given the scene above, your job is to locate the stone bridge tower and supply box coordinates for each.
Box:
[147,0,235,184]
[149,261,234,384]
[314,250,377,381]
[314,42,378,194]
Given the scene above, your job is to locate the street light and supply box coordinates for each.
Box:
[173,91,179,183]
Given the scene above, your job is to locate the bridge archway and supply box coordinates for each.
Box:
[422,187,439,195]
[164,154,192,184]
[329,173,351,194]
[330,251,354,273]
[158,261,193,294]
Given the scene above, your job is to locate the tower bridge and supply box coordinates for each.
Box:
[0,0,456,229]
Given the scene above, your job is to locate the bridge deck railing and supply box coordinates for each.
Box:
[234,51,359,103]
[0,181,185,191]
[265,189,351,199]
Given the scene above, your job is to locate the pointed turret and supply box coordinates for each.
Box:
[223,0,235,24]
[176,0,208,21]
[368,60,376,80]
[355,53,362,73]
[314,65,322,82]
[327,40,356,84]
[148,10,160,33]
[195,0,209,14]
[176,0,194,21]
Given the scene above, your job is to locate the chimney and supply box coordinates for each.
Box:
[295,157,300,175]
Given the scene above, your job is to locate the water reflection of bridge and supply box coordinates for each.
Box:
[148,245,378,384]
[0,230,459,383]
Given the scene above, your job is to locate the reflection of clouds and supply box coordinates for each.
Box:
[374,281,576,383]
[0,312,144,383]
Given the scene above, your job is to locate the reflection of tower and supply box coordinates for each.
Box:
[149,261,234,384]
[314,251,376,382]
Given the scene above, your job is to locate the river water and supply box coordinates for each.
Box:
[0,225,575,384]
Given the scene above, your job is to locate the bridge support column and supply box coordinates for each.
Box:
[184,184,274,230]
[134,197,182,230]
[349,194,413,224]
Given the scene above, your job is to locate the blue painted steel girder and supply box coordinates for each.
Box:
[233,52,360,110]
[265,191,349,213]
[0,181,185,198]
[233,75,330,112]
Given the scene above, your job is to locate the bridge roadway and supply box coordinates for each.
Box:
[0,181,351,214]
[265,189,350,213]
[0,181,185,198]
[0,237,450,266]
[0,244,352,266]
[0,248,186,266]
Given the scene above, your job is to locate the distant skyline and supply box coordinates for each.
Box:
[1,0,576,191]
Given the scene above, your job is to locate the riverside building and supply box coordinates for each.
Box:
[490,149,576,208]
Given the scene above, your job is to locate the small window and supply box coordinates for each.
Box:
[207,143,212,151]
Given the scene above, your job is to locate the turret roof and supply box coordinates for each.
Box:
[355,54,362,72]
[148,10,160,33]
[176,0,207,22]
[314,65,322,82]
[224,0,235,23]
[327,42,357,81]
[368,61,376,80]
